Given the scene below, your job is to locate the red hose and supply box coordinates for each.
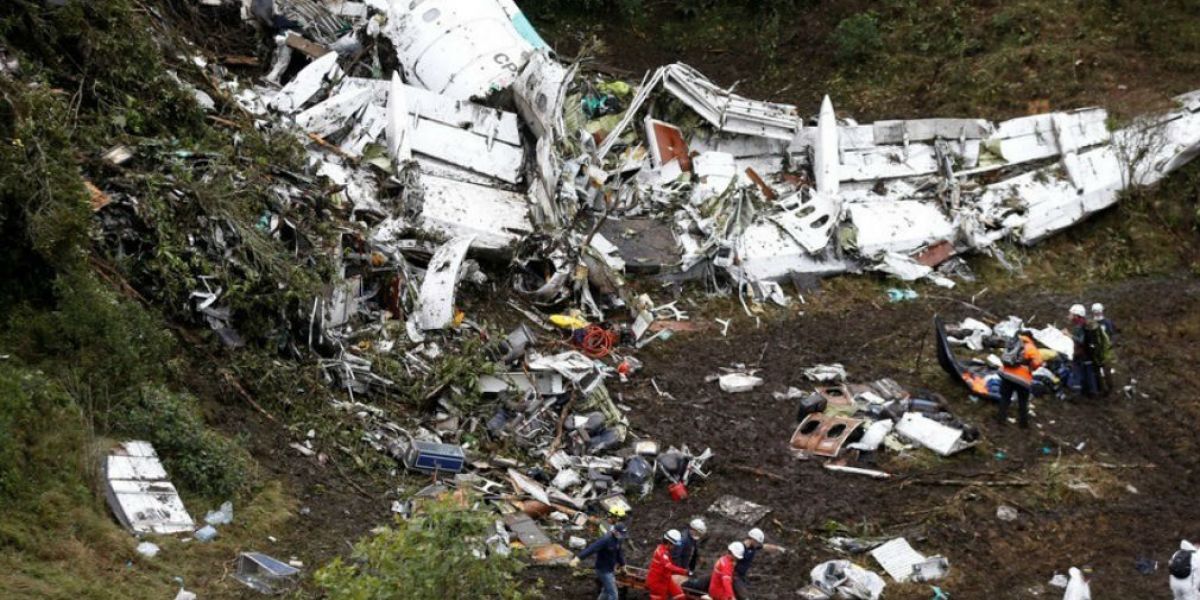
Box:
[580,325,617,358]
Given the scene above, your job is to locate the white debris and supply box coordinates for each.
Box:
[104,441,195,535]
[416,235,476,330]
[894,412,977,456]
[718,373,764,393]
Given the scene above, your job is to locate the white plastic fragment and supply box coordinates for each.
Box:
[416,235,476,330]
[719,373,763,393]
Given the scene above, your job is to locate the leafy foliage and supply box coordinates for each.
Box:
[316,497,535,600]
[833,11,884,65]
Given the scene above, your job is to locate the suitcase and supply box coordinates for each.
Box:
[403,440,465,474]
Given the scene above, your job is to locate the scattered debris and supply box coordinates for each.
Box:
[234,552,301,594]
[707,494,771,525]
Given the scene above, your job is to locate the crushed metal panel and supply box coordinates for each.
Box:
[270,51,342,114]
[770,192,840,254]
[986,108,1109,164]
[839,143,943,182]
[661,63,800,141]
[645,118,692,172]
[294,87,371,138]
[707,494,771,525]
[790,414,864,458]
[478,371,565,396]
[735,222,851,282]
[416,235,476,330]
[894,412,976,456]
[848,201,955,258]
[597,218,681,274]
[377,0,533,100]
[416,175,533,252]
[513,50,573,140]
[872,118,992,144]
[104,441,195,535]
[234,552,301,594]
[386,72,413,163]
[410,116,524,183]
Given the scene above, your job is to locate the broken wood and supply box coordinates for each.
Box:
[306,132,357,162]
[732,464,786,482]
[285,32,331,58]
[220,55,259,66]
[745,167,777,200]
[220,370,279,424]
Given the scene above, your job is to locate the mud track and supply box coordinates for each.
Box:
[533,275,1200,599]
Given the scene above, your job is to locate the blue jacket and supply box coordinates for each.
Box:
[735,544,759,578]
[671,530,702,572]
[578,533,625,573]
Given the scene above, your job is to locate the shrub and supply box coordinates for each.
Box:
[316,497,535,600]
[833,11,884,65]
[121,385,251,499]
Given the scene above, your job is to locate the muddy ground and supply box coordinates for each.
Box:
[531,274,1200,599]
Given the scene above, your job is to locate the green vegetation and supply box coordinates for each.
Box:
[316,496,535,600]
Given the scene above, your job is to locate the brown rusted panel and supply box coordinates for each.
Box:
[914,240,955,267]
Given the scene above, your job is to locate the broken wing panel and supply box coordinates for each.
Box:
[416,176,532,252]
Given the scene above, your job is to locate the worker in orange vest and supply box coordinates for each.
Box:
[996,333,1040,428]
[647,530,689,600]
[707,542,742,600]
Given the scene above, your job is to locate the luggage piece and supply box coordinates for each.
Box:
[403,440,465,474]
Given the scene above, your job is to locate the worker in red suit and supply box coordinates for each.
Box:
[707,542,744,600]
[647,529,689,600]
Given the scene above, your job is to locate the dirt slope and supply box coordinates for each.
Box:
[533,275,1200,599]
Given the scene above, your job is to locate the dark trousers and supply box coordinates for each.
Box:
[998,378,1030,427]
[734,576,749,598]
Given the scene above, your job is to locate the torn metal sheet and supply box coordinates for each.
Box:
[661,63,801,141]
[386,72,412,163]
[269,49,342,113]
[479,371,565,396]
[645,118,691,172]
[848,201,955,258]
[1032,325,1074,359]
[411,175,533,252]
[513,50,573,140]
[770,192,840,254]
[597,218,681,274]
[734,222,852,282]
[375,0,534,100]
[507,468,551,505]
[294,87,371,138]
[104,441,196,535]
[873,118,992,144]
[790,414,864,458]
[416,235,475,330]
[894,412,976,456]
[708,494,771,525]
[985,108,1110,165]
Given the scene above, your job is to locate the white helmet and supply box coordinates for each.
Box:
[728,541,745,560]
[689,518,707,535]
[987,354,1003,369]
[1091,303,1104,316]
[748,528,765,544]
[1069,304,1086,318]
[664,529,682,545]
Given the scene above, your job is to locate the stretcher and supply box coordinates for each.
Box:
[616,566,707,599]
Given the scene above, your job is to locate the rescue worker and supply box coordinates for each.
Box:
[707,542,743,600]
[673,518,707,591]
[602,504,628,533]
[997,332,1039,428]
[1090,303,1116,394]
[647,529,689,600]
[1063,566,1092,600]
[733,528,770,599]
[1170,540,1200,600]
[1068,304,1101,397]
[570,522,627,600]
[1092,303,1117,339]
